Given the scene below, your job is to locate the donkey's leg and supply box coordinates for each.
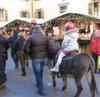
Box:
[62,76,67,90]
[48,59,52,68]
[52,72,56,87]
[74,77,83,97]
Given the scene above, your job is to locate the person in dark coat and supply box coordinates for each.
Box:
[0,31,9,88]
[8,28,19,69]
[24,25,49,96]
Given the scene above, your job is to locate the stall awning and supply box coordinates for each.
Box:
[3,18,45,28]
[45,12,100,24]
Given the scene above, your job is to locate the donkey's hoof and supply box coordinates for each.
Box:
[74,94,79,97]
[62,86,66,91]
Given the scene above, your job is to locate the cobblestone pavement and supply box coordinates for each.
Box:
[0,66,100,97]
[0,50,100,97]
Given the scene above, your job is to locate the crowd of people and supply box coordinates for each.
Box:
[0,20,100,96]
[0,20,56,95]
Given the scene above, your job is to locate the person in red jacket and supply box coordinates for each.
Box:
[90,22,100,73]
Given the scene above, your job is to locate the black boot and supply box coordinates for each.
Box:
[26,62,29,67]
[21,68,26,76]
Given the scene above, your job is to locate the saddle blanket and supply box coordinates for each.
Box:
[60,54,76,70]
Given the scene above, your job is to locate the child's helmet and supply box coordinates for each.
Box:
[64,22,75,31]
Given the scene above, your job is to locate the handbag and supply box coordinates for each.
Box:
[97,55,100,69]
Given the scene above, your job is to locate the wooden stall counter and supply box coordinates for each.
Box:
[78,38,91,55]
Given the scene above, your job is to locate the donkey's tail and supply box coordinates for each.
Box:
[89,57,99,97]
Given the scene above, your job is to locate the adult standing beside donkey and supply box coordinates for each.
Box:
[24,25,49,96]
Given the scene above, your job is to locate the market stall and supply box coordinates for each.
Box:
[45,12,100,34]
[45,12,100,54]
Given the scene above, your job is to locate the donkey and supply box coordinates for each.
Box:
[51,52,98,97]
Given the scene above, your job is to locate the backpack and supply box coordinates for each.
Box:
[90,33,100,55]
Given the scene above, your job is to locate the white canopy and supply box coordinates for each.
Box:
[45,12,100,24]
[2,18,45,28]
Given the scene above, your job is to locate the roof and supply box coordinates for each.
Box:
[3,18,45,28]
[16,18,45,24]
[0,22,9,28]
[45,12,100,24]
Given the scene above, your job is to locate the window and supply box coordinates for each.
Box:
[35,9,44,19]
[34,0,41,1]
[91,0,100,2]
[0,8,8,22]
[88,3,93,15]
[20,0,29,1]
[20,11,30,18]
[91,0,100,16]
[58,3,69,13]
[59,6,67,13]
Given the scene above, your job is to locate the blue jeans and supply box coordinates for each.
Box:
[31,58,48,92]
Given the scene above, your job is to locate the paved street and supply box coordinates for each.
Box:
[0,50,100,97]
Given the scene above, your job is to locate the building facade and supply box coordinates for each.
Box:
[33,0,97,19]
[0,0,31,22]
[0,0,100,27]
[33,0,100,19]
[33,0,71,19]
